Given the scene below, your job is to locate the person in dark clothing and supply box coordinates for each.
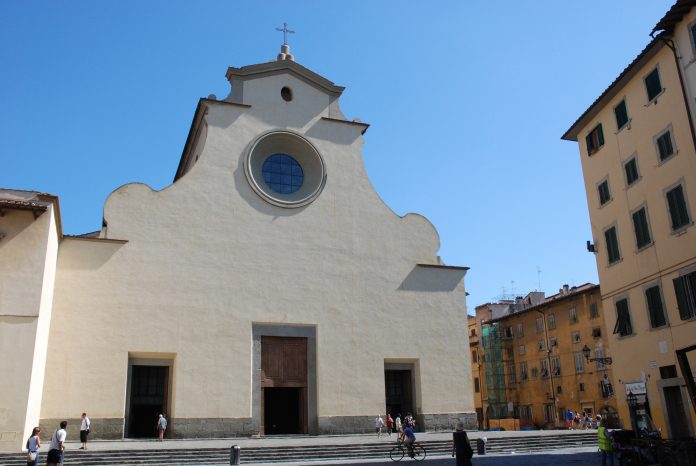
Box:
[452,422,473,466]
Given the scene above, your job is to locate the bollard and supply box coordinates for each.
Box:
[476,437,486,455]
[230,444,241,465]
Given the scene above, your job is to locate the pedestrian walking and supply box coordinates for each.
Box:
[157,414,167,442]
[386,413,394,437]
[452,422,473,466]
[375,414,385,438]
[25,427,40,466]
[46,421,67,466]
[566,409,574,429]
[79,413,90,449]
[395,413,402,436]
[598,417,614,466]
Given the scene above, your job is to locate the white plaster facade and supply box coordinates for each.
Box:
[0,51,473,451]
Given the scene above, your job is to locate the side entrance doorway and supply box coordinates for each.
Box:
[384,364,415,423]
[261,336,308,435]
[126,364,169,438]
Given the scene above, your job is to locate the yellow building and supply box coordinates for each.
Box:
[471,284,618,430]
[562,0,696,440]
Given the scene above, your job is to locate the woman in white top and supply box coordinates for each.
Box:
[25,427,40,466]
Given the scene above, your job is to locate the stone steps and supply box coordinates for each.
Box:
[0,433,597,465]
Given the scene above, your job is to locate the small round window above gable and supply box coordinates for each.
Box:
[281,86,293,102]
[244,131,326,208]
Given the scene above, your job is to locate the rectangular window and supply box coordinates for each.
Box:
[645,285,667,328]
[538,339,546,351]
[574,353,584,373]
[673,270,696,320]
[595,347,606,370]
[571,331,581,343]
[543,404,554,422]
[531,366,538,377]
[601,381,614,398]
[614,99,629,130]
[605,226,621,264]
[520,361,528,380]
[516,323,524,338]
[592,327,602,338]
[613,298,633,336]
[590,302,599,319]
[551,356,561,376]
[503,326,513,339]
[540,359,549,377]
[645,67,662,102]
[519,344,525,355]
[579,382,585,392]
[536,317,544,333]
[660,365,678,379]
[666,184,691,231]
[632,206,652,249]
[656,130,675,161]
[557,385,562,394]
[474,377,480,392]
[550,336,558,347]
[472,350,478,363]
[547,313,556,329]
[569,307,578,324]
[586,123,605,156]
[509,364,516,384]
[598,179,611,206]
[624,157,639,186]
[691,22,696,53]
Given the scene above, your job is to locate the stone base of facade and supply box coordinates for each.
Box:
[41,412,477,440]
[169,417,255,438]
[40,418,124,441]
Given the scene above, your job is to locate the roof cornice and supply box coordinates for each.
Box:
[226,60,345,97]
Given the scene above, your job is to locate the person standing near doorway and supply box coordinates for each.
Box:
[375,414,385,438]
[46,421,67,466]
[395,413,402,437]
[386,413,394,437]
[79,413,90,449]
[157,414,167,442]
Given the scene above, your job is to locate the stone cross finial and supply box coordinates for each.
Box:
[275,22,295,45]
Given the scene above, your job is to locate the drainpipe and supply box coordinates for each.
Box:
[653,32,696,153]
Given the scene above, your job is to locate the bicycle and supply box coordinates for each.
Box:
[389,440,426,461]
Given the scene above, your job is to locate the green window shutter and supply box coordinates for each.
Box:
[586,133,593,156]
[597,124,604,146]
[645,286,666,328]
[674,276,691,320]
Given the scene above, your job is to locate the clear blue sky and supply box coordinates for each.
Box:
[1,1,674,309]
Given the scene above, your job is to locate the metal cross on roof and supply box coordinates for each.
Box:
[275,22,295,45]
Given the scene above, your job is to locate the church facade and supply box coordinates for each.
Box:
[0,46,474,450]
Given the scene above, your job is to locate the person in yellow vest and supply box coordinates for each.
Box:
[597,417,614,466]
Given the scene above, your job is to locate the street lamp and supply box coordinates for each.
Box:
[582,344,613,365]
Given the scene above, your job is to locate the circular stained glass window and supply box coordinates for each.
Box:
[262,153,304,194]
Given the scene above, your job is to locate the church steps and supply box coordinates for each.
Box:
[0,433,597,465]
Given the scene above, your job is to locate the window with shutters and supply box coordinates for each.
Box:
[624,157,640,186]
[613,298,633,336]
[520,362,528,380]
[536,317,544,333]
[547,313,556,329]
[519,344,526,356]
[604,226,621,264]
[592,327,602,338]
[551,356,561,376]
[673,270,696,320]
[531,366,538,377]
[690,22,696,54]
[571,331,581,344]
[666,184,691,232]
[595,348,607,370]
[645,285,667,328]
[550,336,558,347]
[644,67,663,102]
[614,99,629,130]
[540,359,549,377]
[655,128,676,162]
[574,353,584,373]
[516,323,524,338]
[569,307,578,324]
[598,179,611,206]
[586,123,604,156]
[579,382,585,392]
[509,364,516,384]
[632,206,652,249]
[590,302,599,319]
[538,339,546,352]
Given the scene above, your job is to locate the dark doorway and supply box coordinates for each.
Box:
[664,386,691,439]
[384,369,413,420]
[263,387,304,434]
[261,336,308,435]
[127,365,168,438]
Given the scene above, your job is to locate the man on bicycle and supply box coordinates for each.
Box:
[403,424,416,457]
